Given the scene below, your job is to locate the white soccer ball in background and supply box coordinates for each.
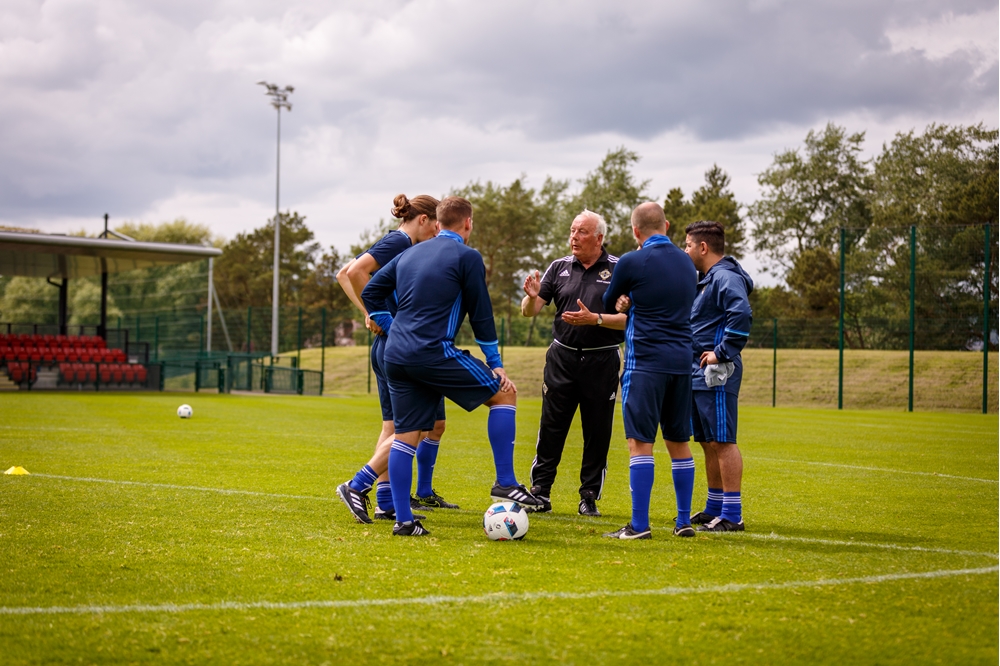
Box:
[177,404,193,419]
[483,501,529,541]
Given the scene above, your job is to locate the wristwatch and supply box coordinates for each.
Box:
[596,313,603,326]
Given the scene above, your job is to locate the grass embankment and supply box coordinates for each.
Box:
[293,346,997,412]
[1,393,997,664]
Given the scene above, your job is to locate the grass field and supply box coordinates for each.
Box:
[1,393,997,664]
[294,346,998,412]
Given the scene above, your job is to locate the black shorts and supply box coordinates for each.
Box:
[385,350,499,433]
[621,371,692,443]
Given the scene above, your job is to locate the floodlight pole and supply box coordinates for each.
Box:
[257,81,294,357]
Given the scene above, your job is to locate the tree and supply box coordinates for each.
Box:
[860,123,999,349]
[566,147,651,257]
[749,123,872,277]
[214,212,320,309]
[0,276,122,325]
[456,178,554,341]
[663,164,746,258]
[107,219,218,316]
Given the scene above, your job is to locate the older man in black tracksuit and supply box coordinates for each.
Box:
[520,210,627,516]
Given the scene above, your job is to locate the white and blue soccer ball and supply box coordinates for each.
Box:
[177,404,193,419]
[483,501,529,541]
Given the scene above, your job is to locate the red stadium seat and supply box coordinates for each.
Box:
[15,348,28,362]
[66,348,78,362]
[10,365,23,383]
[55,334,68,345]
[95,338,107,349]
[99,364,112,383]
[123,365,135,383]
[59,363,72,383]
[54,348,66,362]
[42,334,55,345]
[78,349,92,363]
[135,365,147,383]
[84,363,96,382]
[115,349,127,363]
[111,364,123,383]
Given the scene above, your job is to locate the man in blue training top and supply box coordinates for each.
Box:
[362,196,545,536]
[601,202,698,540]
[333,194,455,525]
[683,220,753,532]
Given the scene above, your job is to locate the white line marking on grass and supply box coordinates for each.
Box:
[28,474,337,503]
[743,532,999,560]
[22,474,998,561]
[749,456,998,484]
[1,566,994,617]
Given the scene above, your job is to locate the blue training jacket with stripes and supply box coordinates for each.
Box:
[361,230,503,370]
[602,234,697,375]
[690,256,754,395]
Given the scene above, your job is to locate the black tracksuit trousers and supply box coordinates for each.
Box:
[529,343,621,499]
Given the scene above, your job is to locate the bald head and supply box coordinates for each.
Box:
[631,202,669,238]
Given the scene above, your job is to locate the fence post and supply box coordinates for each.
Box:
[297,306,303,369]
[984,223,991,415]
[908,225,916,413]
[838,227,845,410]
[367,327,372,394]
[320,307,327,396]
[772,318,777,408]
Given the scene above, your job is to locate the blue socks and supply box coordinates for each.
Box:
[415,437,440,498]
[348,464,378,494]
[705,487,723,517]
[629,455,655,532]
[487,405,518,487]
[671,457,695,528]
[721,491,742,523]
[388,440,417,523]
[376,481,393,512]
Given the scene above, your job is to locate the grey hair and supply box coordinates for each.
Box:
[577,209,607,237]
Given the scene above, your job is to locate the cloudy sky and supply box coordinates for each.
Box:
[1,0,996,281]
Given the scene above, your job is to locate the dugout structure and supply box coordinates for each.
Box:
[0,228,221,391]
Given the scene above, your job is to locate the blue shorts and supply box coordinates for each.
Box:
[385,351,499,433]
[372,335,445,423]
[621,371,692,443]
[691,390,738,444]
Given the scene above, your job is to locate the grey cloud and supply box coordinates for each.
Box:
[0,0,995,224]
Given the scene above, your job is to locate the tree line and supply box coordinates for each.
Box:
[1,122,995,351]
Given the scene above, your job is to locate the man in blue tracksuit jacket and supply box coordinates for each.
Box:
[362,196,544,537]
[683,220,754,532]
[600,202,699,540]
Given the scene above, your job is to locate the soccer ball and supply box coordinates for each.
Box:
[483,502,529,541]
[177,404,193,419]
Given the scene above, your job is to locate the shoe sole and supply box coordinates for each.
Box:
[336,484,373,525]
[603,531,652,540]
[490,494,545,512]
[416,499,458,509]
[697,523,746,532]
